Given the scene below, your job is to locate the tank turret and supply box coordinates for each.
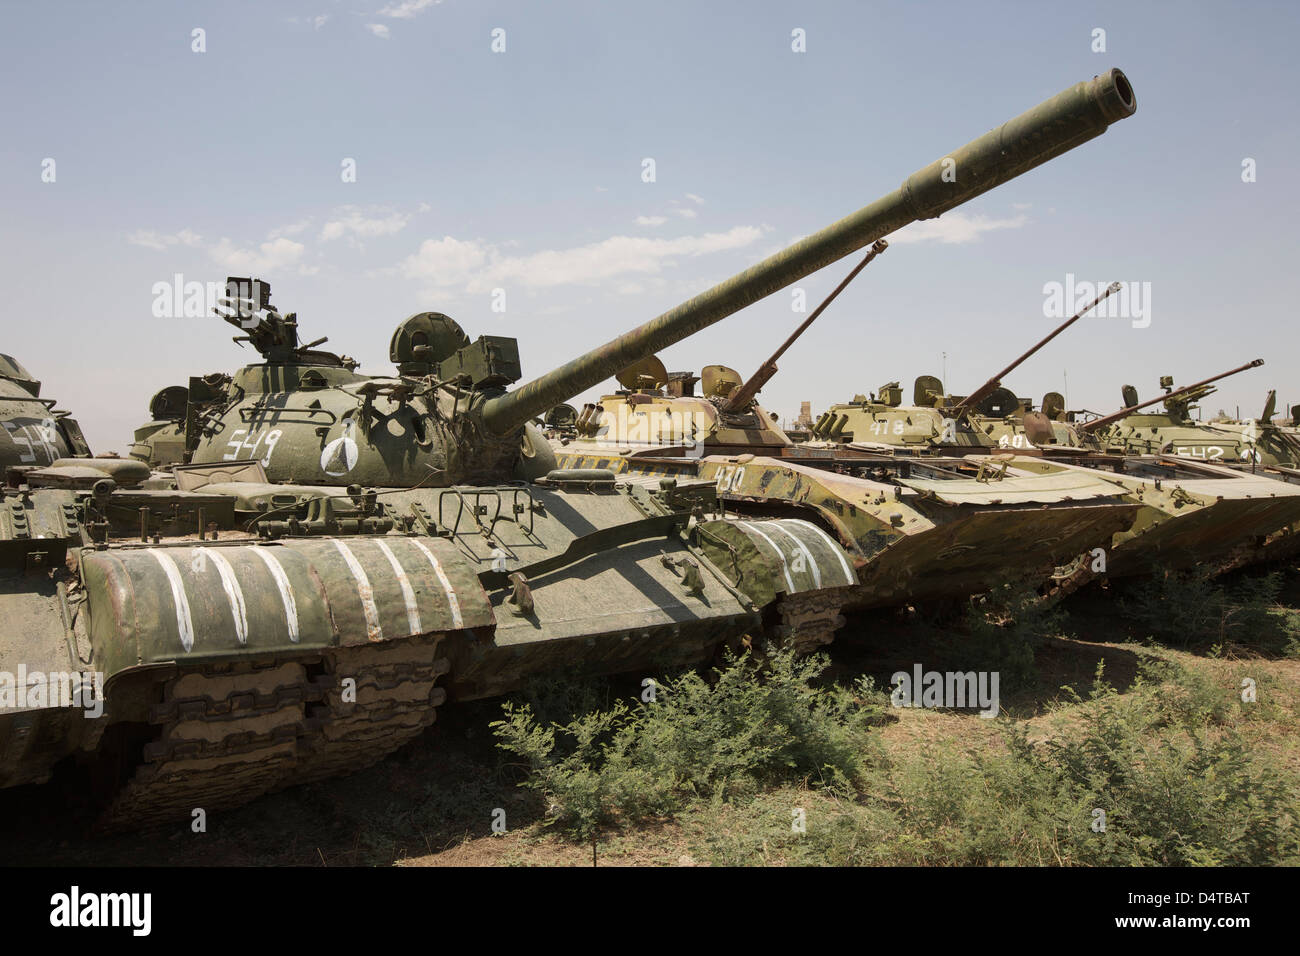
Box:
[0,352,91,471]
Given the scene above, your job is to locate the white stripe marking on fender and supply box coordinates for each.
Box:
[764,521,822,588]
[409,538,464,629]
[249,547,300,643]
[738,521,797,593]
[795,521,857,585]
[331,539,382,641]
[376,539,422,635]
[150,551,195,652]
[198,548,249,645]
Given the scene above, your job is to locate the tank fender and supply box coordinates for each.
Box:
[695,517,858,609]
[80,537,495,683]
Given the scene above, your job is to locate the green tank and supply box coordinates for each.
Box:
[128,384,200,469]
[1087,379,1300,564]
[0,353,91,470]
[2,67,1140,830]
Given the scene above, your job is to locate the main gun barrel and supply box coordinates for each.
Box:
[481,69,1138,436]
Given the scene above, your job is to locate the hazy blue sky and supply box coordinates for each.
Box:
[2,0,1297,450]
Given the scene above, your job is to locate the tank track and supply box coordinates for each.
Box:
[1041,554,1101,607]
[97,633,449,832]
[773,588,850,654]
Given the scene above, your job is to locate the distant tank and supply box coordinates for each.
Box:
[2,67,1141,830]
[804,283,1123,454]
[1081,373,1300,566]
[0,353,91,470]
[128,385,192,468]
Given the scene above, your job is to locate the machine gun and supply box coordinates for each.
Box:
[214,277,335,364]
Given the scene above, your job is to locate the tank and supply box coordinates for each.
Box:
[803,282,1124,454]
[1084,375,1300,567]
[0,353,91,470]
[2,68,1141,830]
[127,385,193,468]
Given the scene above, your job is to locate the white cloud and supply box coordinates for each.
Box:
[379,0,441,18]
[284,14,331,29]
[396,237,489,286]
[395,225,766,293]
[319,209,410,242]
[126,228,202,250]
[668,198,698,219]
[685,193,705,205]
[267,220,311,240]
[365,23,391,39]
[210,236,306,273]
[635,215,667,226]
[888,212,1029,245]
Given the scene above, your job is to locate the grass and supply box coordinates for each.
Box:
[5,566,1299,867]
[484,568,1300,865]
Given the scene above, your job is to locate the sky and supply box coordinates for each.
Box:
[2,0,1297,451]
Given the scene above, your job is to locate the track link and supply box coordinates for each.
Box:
[773,588,851,653]
[98,634,449,832]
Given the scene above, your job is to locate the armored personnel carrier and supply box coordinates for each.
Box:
[1085,365,1300,467]
[800,310,1300,577]
[2,67,1140,830]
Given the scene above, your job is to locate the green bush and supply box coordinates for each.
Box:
[858,663,1298,866]
[493,645,1297,865]
[955,582,1061,689]
[1122,568,1300,652]
[685,661,1297,866]
[491,649,891,840]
